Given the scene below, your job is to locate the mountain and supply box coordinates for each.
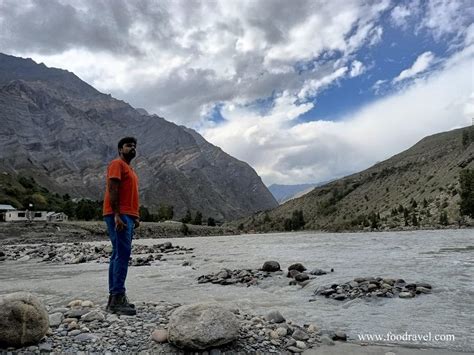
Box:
[0,53,278,220]
[236,127,474,231]
[268,183,319,204]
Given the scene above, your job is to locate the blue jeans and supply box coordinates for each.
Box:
[104,214,135,295]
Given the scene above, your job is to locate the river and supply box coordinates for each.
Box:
[1,229,472,351]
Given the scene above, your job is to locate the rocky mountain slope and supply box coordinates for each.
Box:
[236,126,474,231]
[0,53,278,220]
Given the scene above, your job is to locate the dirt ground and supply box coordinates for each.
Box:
[0,220,238,245]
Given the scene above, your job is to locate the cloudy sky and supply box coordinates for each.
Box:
[1,0,473,185]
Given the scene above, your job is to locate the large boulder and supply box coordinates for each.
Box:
[168,303,240,350]
[261,261,281,272]
[0,292,49,347]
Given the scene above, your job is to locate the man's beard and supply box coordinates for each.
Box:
[123,150,136,160]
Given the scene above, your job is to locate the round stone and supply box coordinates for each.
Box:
[168,303,240,350]
[151,329,168,343]
[0,292,49,347]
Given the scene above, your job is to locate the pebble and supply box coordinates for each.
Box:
[151,329,168,343]
[265,310,285,323]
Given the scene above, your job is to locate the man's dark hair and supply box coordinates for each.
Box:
[118,137,137,150]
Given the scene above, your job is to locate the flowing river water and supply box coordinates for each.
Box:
[1,229,473,352]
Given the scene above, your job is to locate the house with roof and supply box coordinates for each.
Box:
[0,204,16,222]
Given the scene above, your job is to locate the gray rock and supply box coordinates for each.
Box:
[287,346,304,353]
[81,310,105,322]
[66,308,90,318]
[38,342,52,352]
[417,283,432,289]
[265,310,285,323]
[48,312,63,327]
[0,292,49,347]
[416,287,431,294]
[74,333,99,342]
[309,268,327,275]
[292,329,309,341]
[294,273,309,282]
[295,340,307,349]
[287,269,301,279]
[261,261,281,272]
[288,263,306,272]
[320,335,335,345]
[399,291,415,298]
[168,303,240,350]
[333,331,347,341]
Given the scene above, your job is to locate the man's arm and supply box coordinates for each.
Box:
[109,178,125,231]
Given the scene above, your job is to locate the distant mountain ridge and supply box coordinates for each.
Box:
[237,126,474,231]
[268,183,320,204]
[0,53,278,220]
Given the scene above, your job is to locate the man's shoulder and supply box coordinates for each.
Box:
[109,158,125,167]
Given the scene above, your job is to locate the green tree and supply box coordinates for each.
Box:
[207,217,216,226]
[181,209,192,223]
[193,211,202,225]
[462,130,471,148]
[158,204,174,221]
[412,214,418,226]
[459,169,474,218]
[439,210,449,226]
[263,213,271,223]
[139,205,152,222]
[61,200,75,219]
[369,211,379,229]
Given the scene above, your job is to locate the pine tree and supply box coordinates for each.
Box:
[459,169,474,218]
[181,209,192,223]
[193,211,202,225]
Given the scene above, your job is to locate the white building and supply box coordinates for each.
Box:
[5,210,48,222]
[0,204,16,222]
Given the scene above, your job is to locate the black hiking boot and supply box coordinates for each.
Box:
[105,294,112,312]
[106,294,135,312]
[107,294,136,316]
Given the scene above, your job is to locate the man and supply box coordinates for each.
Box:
[103,137,140,315]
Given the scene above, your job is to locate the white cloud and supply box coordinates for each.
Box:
[420,0,473,40]
[3,0,390,125]
[393,51,435,82]
[349,60,365,77]
[203,47,473,185]
[297,66,348,100]
[390,5,412,27]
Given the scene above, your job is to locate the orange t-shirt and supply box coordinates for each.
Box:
[103,158,140,218]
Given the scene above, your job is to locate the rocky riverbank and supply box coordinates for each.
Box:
[197,261,332,287]
[313,277,432,301]
[0,242,194,266]
[0,221,238,245]
[1,297,348,354]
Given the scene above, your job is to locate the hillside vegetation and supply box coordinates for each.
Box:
[235,126,474,232]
